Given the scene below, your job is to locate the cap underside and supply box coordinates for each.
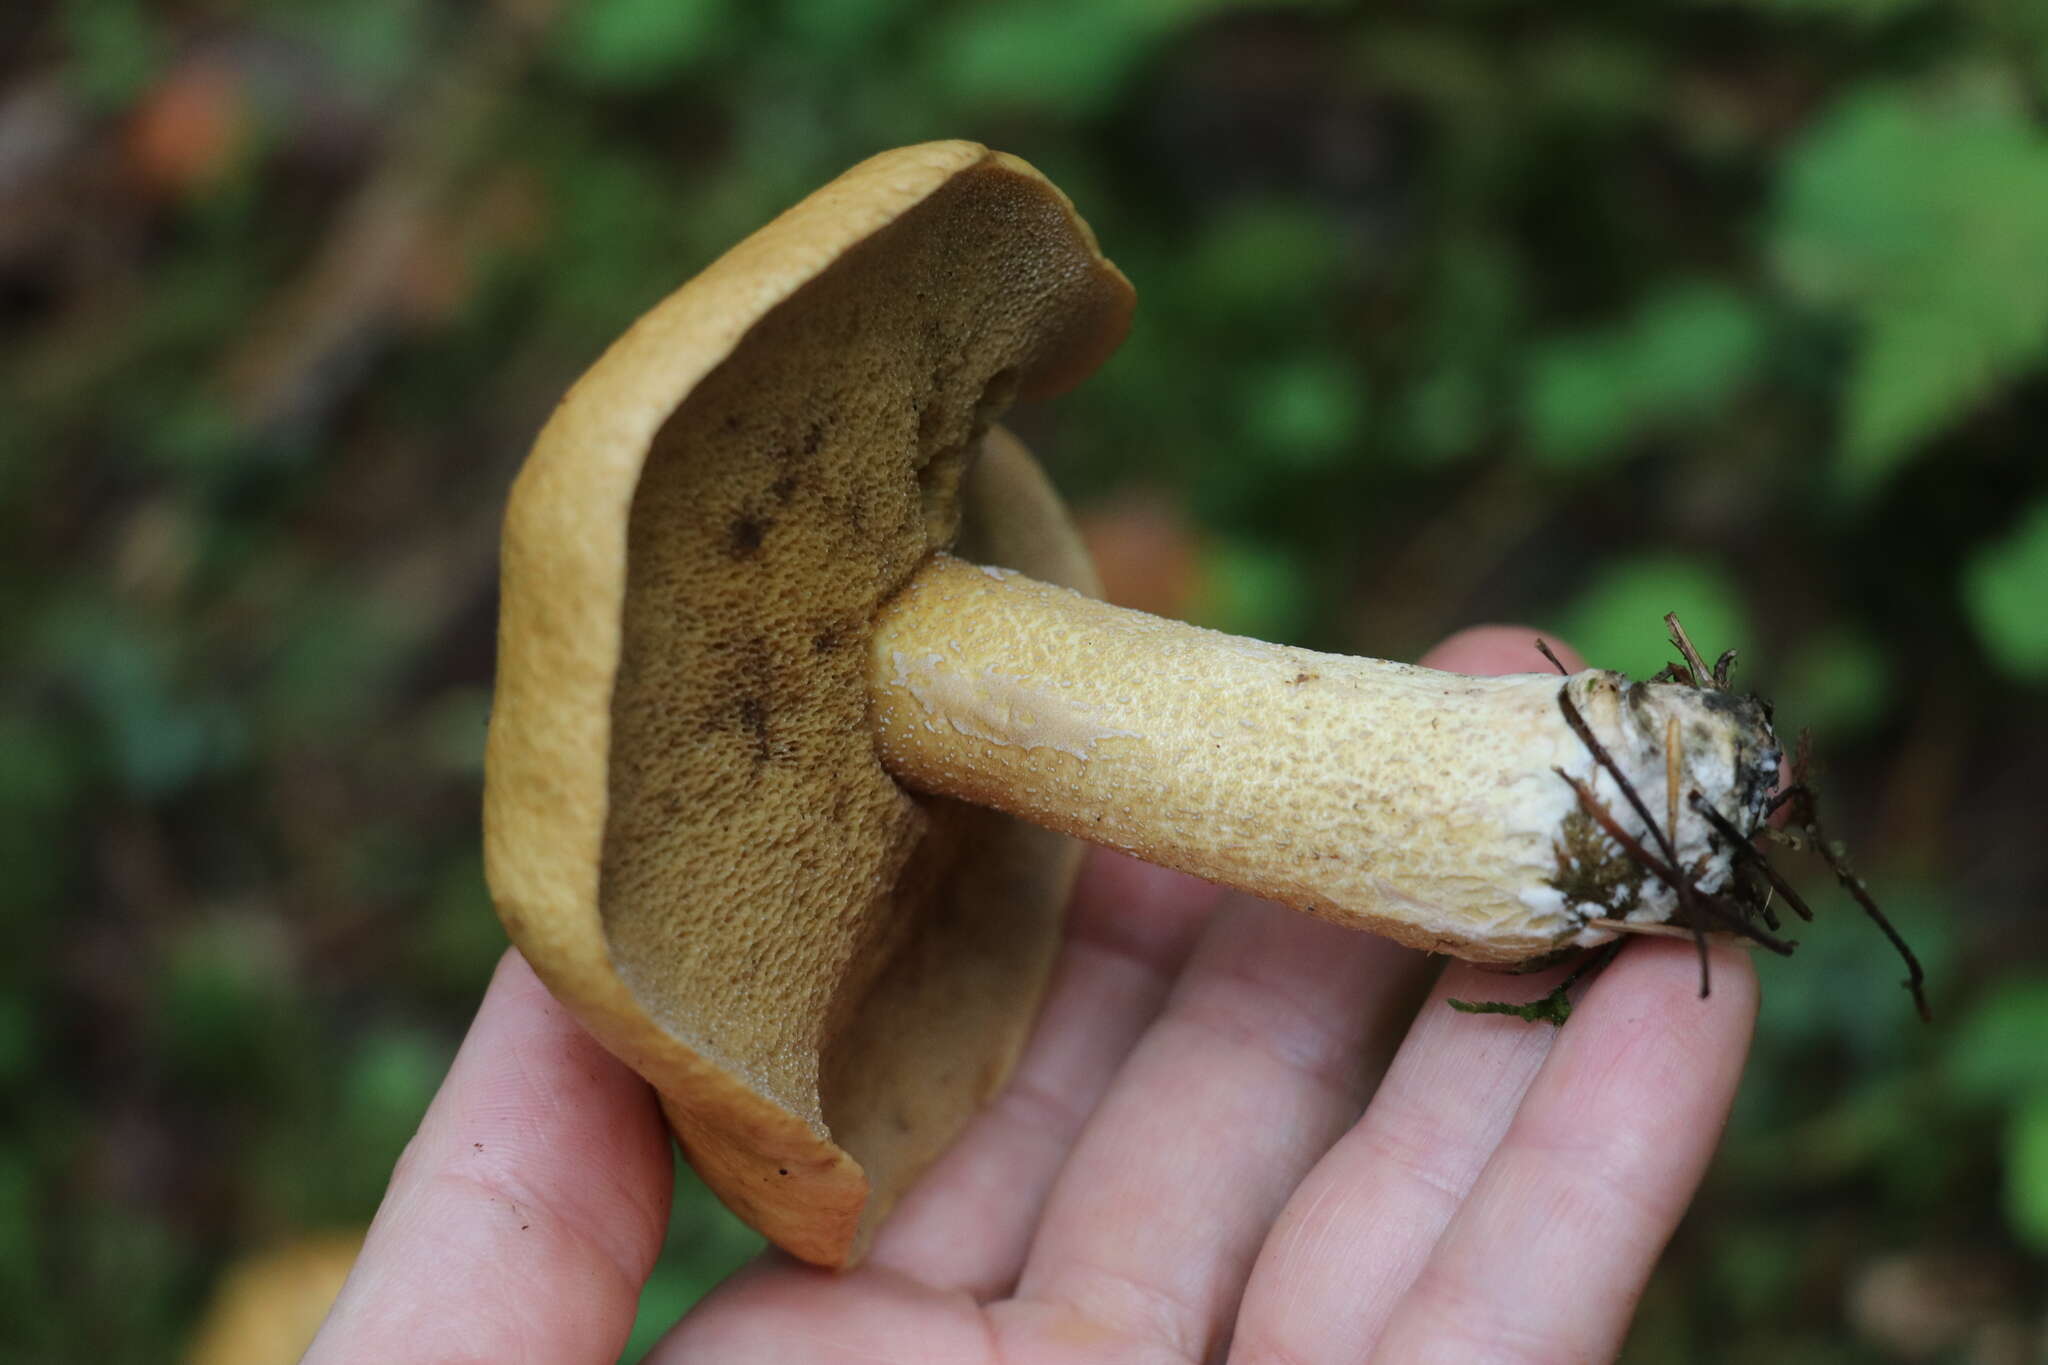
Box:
[484,143,1131,1266]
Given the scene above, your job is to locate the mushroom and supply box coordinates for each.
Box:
[483,141,1783,1269]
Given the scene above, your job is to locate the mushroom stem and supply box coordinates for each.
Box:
[868,553,1781,964]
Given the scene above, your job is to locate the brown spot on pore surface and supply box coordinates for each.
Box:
[728,514,770,557]
[737,696,772,765]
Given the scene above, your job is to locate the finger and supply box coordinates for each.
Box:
[1230,626,1589,1364]
[1370,940,1758,1362]
[1228,957,1572,1363]
[648,1257,997,1365]
[1006,892,1427,1361]
[1417,623,1584,677]
[866,850,1221,1296]
[305,950,673,1365]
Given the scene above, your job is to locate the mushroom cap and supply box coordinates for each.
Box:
[483,142,1133,1267]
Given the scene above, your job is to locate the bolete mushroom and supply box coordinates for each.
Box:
[484,141,1789,1269]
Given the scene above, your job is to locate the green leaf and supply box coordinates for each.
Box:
[1524,338,1635,468]
[1399,236,1524,465]
[1753,881,1950,1063]
[1700,0,1929,23]
[1193,539,1310,642]
[776,0,917,52]
[1630,285,1766,412]
[273,0,427,89]
[60,0,163,109]
[922,2,1179,116]
[257,588,413,742]
[1238,355,1367,470]
[1527,32,1661,119]
[1835,310,2000,492]
[1402,366,1488,465]
[558,0,730,90]
[1964,498,2048,680]
[156,917,297,1093]
[0,710,79,816]
[0,995,34,1093]
[1781,627,1893,735]
[0,1148,41,1312]
[923,0,1338,116]
[1523,283,1763,469]
[1947,979,2048,1102]
[539,145,694,341]
[1558,555,1752,681]
[338,1029,450,1179]
[2007,1094,2048,1251]
[1178,201,1349,325]
[1772,84,2048,494]
[37,602,245,797]
[411,854,503,1003]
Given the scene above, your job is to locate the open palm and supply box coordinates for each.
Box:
[308,628,1756,1365]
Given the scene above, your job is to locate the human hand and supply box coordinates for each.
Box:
[305,627,1757,1365]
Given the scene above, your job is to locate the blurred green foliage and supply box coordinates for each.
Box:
[1525,282,1766,470]
[1967,498,2048,679]
[1952,979,2048,1249]
[1773,76,2048,496]
[1561,554,1753,682]
[5,0,2047,1359]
